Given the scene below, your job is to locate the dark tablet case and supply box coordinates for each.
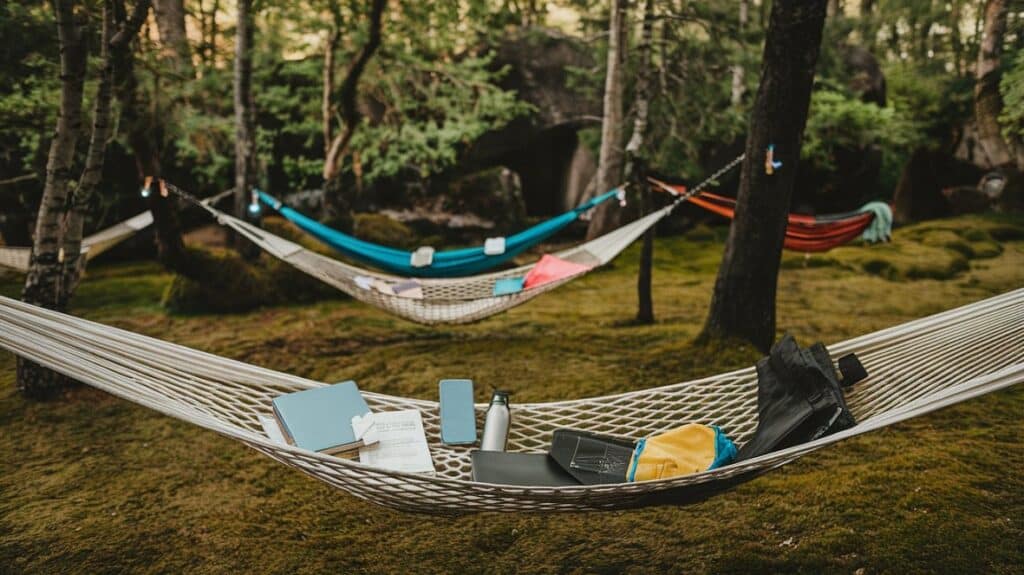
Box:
[470,451,580,486]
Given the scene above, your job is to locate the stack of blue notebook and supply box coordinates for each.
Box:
[272,380,371,456]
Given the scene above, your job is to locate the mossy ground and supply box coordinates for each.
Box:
[1,214,1023,574]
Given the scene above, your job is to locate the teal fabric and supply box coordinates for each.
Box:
[626,438,647,482]
[857,201,893,244]
[258,189,622,278]
[708,426,739,470]
[492,276,525,296]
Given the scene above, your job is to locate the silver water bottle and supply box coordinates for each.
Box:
[480,390,511,451]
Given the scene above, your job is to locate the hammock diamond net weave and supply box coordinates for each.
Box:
[0,289,1021,514]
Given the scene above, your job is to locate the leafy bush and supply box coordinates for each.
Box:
[802,87,923,193]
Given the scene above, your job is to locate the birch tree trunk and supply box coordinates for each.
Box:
[18,0,88,399]
[62,0,152,299]
[974,0,1013,169]
[627,0,656,324]
[233,0,260,257]
[731,0,749,106]
[702,0,829,352]
[61,0,114,300]
[585,0,628,240]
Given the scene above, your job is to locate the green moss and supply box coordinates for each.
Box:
[353,213,416,249]
[160,246,339,314]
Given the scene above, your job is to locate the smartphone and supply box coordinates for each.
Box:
[439,379,477,445]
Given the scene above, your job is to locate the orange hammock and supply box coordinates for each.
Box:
[650,179,877,253]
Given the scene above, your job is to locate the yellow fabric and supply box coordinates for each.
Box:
[629,423,718,481]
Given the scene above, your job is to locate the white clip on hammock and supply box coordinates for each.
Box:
[0,289,1021,514]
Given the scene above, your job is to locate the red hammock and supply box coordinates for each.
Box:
[650,179,876,253]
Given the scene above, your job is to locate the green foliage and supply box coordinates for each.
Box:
[351,54,531,182]
[803,88,922,187]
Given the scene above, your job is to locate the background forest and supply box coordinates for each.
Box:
[2,0,1022,245]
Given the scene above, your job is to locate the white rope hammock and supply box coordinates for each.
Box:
[174,157,747,325]
[0,211,154,273]
[0,288,1021,514]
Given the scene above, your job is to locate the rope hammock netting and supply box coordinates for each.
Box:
[0,289,1020,514]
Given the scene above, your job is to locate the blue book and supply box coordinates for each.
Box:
[272,381,371,455]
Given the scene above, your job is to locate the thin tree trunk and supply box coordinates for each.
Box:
[19,0,88,399]
[627,0,656,324]
[152,0,192,75]
[701,0,829,353]
[950,0,964,75]
[232,0,260,257]
[62,0,112,299]
[974,0,1013,169]
[586,0,629,240]
[323,27,339,158]
[62,0,152,300]
[322,0,387,228]
[322,0,387,181]
[731,0,749,106]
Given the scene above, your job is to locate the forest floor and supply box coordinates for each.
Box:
[1,213,1023,574]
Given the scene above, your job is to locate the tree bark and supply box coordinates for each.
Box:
[701,0,829,353]
[730,0,749,106]
[232,0,260,257]
[19,0,88,399]
[62,0,150,300]
[322,27,340,159]
[152,0,193,75]
[586,0,629,240]
[627,0,655,324]
[974,0,1013,169]
[322,0,387,182]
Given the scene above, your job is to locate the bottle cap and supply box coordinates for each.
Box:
[489,390,510,405]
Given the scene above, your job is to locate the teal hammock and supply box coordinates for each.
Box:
[258,189,623,278]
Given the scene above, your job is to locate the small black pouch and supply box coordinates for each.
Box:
[736,335,859,462]
[548,429,636,485]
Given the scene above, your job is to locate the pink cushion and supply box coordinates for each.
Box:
[523,255,593,289]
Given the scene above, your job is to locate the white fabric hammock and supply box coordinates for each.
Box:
[0,288,1021,514]
[0,188,234,274]
[0,211,154,273]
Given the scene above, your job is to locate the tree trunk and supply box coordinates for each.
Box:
[232,0,260,257]
[701,0,829,353]
[19,0,88,399]
[152,0,192,75]
[322,0,387,182]
[322,27,339,159]
[321,0,387,228]
[627,0,655,324]
[62,0,143,300]
[586,0,629,240]
[974,0,1013,169]
[731,0,749,106]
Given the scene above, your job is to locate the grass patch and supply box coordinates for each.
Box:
[1,212,1023,573]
